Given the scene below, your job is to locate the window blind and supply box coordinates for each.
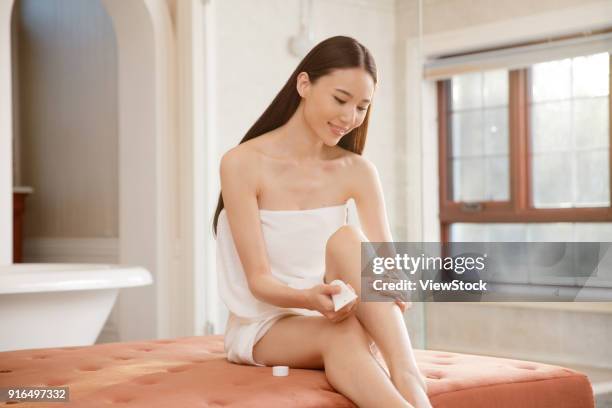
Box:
[423,30,612,80]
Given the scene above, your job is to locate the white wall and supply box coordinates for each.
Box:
[0,0,15,265]
[212,0,398,230]
[102,0,178,342]
[419,0,606,36]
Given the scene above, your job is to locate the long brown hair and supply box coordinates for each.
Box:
[213,36,377,235]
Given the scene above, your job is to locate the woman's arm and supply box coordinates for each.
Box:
[350,156,393,243]
[350,156,410,309]
[220,147,311,309]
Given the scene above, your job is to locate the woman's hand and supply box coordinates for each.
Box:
[365,273,412,305]
[394,300,412,313]
[305,283,359,323]
[363,273,412,312]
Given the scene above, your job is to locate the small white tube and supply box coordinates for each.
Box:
[272,366,289,376]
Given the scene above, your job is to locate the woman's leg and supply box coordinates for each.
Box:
[253,314,413,408]
[324,225,432,408]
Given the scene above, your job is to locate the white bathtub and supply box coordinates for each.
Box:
[0,263,152,352]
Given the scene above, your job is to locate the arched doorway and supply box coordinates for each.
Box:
[2,0,180,342]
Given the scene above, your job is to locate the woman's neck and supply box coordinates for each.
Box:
[275,104,329,162]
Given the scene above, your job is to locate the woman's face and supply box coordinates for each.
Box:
[297,68,375,146]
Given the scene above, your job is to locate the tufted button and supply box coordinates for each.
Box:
[45,379,68,386]
[137,348,154,352]
[425,370,445,380]
[78,366,102,372]
[206,399,227,407]
[231,381,249,386]
[112,397,133,404]
[166,366,191,373]
[113,356,134,361]
[516,365,537,370]
[0,369,12,373]
[32,355,49,359]
[137,379,158,386]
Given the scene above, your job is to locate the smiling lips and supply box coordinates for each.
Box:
[329,123,349,136]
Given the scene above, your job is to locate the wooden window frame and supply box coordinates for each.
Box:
[438,57,612,243]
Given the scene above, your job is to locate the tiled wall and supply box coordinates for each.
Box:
[426,302,612,368]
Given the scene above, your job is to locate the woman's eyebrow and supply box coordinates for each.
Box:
[334,88,371,103]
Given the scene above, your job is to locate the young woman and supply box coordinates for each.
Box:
[214,36,431,408]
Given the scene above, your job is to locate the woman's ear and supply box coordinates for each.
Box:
[296,72,310,98]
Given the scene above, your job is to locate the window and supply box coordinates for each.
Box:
[450,70,510,202]
[438,50,612,243]
[530,53,610,208]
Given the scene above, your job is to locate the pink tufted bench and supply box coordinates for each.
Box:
[0,335,593,407]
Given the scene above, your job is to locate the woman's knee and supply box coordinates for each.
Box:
[323,315,370,348]
[325,225,366,282]
[325,225,367,263]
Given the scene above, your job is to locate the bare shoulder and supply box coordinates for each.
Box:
[323,148,377,202]
[219,142,263,188]
[336,149,378,177]
[335,150,380,200]
[220,144,251,172]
